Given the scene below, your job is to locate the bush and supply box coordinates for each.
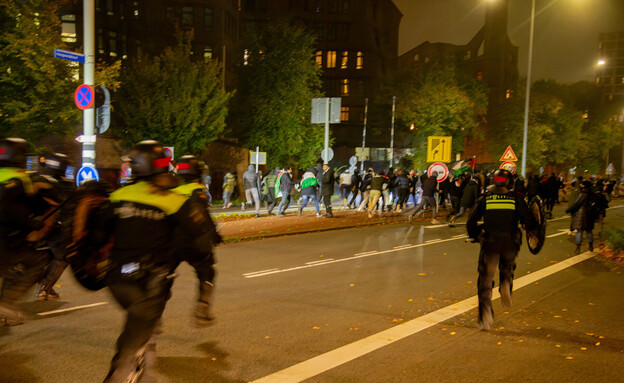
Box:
[605,227,624,253]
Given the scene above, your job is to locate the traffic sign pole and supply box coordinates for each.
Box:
[324,98,330,165]
[82,0,95,166]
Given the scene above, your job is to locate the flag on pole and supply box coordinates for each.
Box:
[450,156,476,178]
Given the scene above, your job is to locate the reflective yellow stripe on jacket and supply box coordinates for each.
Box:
[486,196,515,210]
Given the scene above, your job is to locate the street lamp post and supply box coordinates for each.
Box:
[521,0,536,178]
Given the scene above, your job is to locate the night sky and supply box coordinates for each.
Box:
[393,0,624,84]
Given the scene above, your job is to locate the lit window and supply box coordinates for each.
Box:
[315,50,323,68]
[327,51,337,68]
[340,106,350,121]
[477,72,483,81]
[356,51,363,69]
[341,79,349,96]
[341,51,348,69]
[505,89,512,99]
[413,54,419,62]
[204,47,213,63]
[133,1,139,18]
[107,0,114,15]
[61,14,77,43]
[183,7,194,29]
[243,49,250,65]
[109,31,117,57]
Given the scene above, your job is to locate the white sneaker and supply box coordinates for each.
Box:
[431,219,440,224]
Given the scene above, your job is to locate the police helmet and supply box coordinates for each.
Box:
[122,140,170,178]
[176,155,203,176]
[0,137,29,168]
[42,153,69,176]
[492,168,513,189]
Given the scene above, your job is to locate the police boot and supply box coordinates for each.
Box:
[194,281,215,328]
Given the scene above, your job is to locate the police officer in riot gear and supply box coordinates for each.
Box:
[35,152,75,300]
[96,140,218,382]
[172,155,222,326]
[0,138,57,326]
[467,169,537,330]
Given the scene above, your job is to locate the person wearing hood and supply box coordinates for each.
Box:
[449,174,480,227]
[242,165,261,217]
[222,171,236,209]
[298,168,322,217]
[565,180,606,254]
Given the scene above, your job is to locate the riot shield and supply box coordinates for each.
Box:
[526,196,547,254]
[67,182,111,291]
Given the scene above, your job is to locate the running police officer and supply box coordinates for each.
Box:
[0,138,57,326]
[172,154,222,327]
[35,152,76,300]
[96,140,218,382]
[466,169,537,330]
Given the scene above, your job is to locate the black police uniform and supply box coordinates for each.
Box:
[0,138,57,326]
[36,153,77,300]
[171,157,222,327]
[97,142,217,382]
[466,170,537,330]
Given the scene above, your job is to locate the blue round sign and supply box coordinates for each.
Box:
[74,84,95,110]
[76,165,99,187]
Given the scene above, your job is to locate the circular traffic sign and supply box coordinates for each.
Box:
[427,162,449,182]
[74,84,95,110]
[321,148,334,162]
[500,161,517,174]
[75,165,99,187]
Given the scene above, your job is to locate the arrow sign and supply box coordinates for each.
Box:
[75,135,97,143]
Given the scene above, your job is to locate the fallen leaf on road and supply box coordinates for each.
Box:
[553,315,563,318]
[555,345,561,348]
[497,342,502,346]
[427,297,435,301]
[418,273,427,276]
[588,302,595,306]
[562,309,568,312]
[408,299,413,302]
[349,284,355,287]
[581,347,587,351]
[595,342,601,346]
[312,327,321,330]
[566,357,574,360]
[450,332,456,335]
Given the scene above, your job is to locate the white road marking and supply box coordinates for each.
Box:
[244,237,468,279]
[546,229,571,238]
[249,251,597,383]
[393,244,412,249]
[306,259,334,265]
[243,268,279,276]
[37,302,108,317]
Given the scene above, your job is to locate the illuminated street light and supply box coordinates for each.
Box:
[597,59,605,65]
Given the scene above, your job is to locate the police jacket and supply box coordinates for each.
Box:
[0,168,58,248]
[100,180,216,267]
[467,187,537,242]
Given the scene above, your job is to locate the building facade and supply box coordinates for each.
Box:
[596,30,624,103]
[397,0,519,164]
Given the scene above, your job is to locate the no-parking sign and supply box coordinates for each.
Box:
[427,162,449,182]
[74,84,95,110]
[500,161,517,174]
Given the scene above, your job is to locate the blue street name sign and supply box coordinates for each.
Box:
[54,48,85,63]
[76,165,99,187]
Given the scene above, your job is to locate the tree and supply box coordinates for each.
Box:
[389,61,488,170]
[0,0,80,144]
[231,20,324,169]
[114,32,231,157]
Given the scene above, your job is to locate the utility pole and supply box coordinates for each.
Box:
[360,98,368,173]
[389,96,396,168]
[83,0,95,166]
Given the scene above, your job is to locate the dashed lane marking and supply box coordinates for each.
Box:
[249,251,597,383]
[37,302,108,317]
[244,236,467,279]
[546,229,571,238]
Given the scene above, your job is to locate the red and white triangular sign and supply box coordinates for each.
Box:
[500,146,518,162]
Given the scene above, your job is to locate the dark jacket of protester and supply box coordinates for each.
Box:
[460,177,480,209]
[421,175,438,198]
[321,167,335,196]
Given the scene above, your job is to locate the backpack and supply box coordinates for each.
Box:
[587,192,606,221]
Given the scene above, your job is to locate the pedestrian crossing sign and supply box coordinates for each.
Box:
[499,146,518,162]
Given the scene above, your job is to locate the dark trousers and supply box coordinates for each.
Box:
[104,264,173,383]
[322,195,332,213]
[0,245,50,308]
[477,236,518,321]
[397,189,410,209]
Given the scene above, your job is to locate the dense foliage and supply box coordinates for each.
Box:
[231,21,324,169]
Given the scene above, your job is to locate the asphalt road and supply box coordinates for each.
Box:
[1,203,623,382]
